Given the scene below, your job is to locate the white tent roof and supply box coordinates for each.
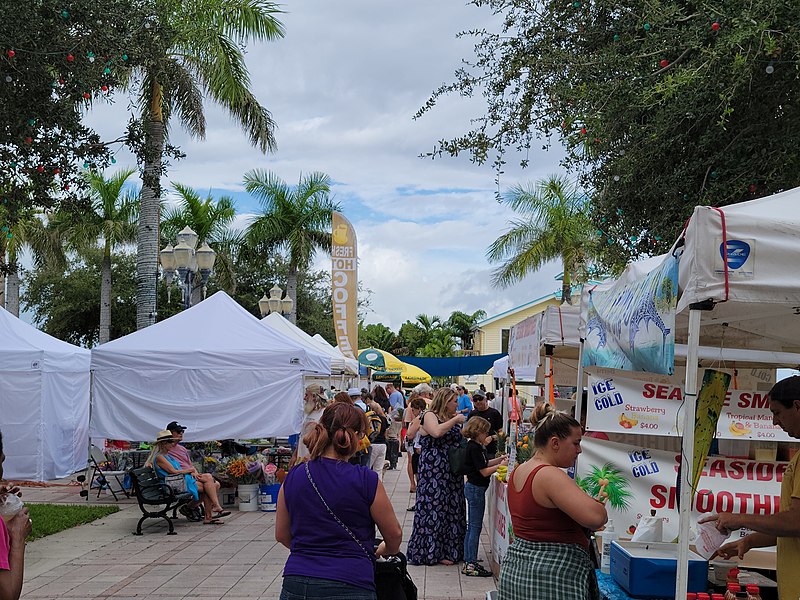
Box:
[89,292,332,441]
[259,313,359,375]
[0,307,90,481]
[675,190,800,353]
[92,291,331,373]
[540,304,581,348]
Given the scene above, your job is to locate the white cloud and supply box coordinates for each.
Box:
[81,0,570,333]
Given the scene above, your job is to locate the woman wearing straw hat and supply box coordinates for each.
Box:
[146,430,225,525]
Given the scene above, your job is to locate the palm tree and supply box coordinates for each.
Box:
[418,327,457,358]
[415,313,442,346]
[59,169,138,344]
[487,175,596,303]
[1,207,67,317]
[243,170,339,324]
[161,183,239,305]
[447,309,487,351]
[133,0,285,330]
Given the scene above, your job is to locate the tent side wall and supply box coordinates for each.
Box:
[0,350,45,481]
[41,369,90,480]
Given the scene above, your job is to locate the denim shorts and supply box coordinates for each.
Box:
[280,575,376,600]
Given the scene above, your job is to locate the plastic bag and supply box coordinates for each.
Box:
[694,515,729,559]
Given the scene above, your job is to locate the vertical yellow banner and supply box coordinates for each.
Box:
[331,211,358,358]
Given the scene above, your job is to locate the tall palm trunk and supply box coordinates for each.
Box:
[136,80,164,330]
[6,260,19,317]
[99,241,112,344]
[286,266,297,325]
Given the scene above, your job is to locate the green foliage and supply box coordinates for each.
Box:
[26,503,119,541]
[360,323,397,351]
[395,320,426,356]
[0,0,149,220]
[448,309,487,349]
[420,0,800,268]
[22,249,139,346]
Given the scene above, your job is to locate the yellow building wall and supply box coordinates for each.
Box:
[475,297,561,355]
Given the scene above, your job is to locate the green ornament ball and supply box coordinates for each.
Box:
[104,67,111,74]
[643,23,651,31]
[61,9,69,18]
[111,157,117,164]
[27,119,35,126]
[573,1,580,6]
[613,34,620,41]
[122,54,129,61]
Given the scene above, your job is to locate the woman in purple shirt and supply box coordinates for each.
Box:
[276,402,402,600]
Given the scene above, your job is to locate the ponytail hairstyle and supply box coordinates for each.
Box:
[304,402,368,460]
[530,402,581,449]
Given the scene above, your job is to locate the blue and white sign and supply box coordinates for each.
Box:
[715,238,755,277]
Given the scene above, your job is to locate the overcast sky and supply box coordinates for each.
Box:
[86,0,566,330]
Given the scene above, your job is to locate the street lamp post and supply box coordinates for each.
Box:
[159,226,216,311]
[259,284,294,319]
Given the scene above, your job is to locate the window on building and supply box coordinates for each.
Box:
[501,328,510,354]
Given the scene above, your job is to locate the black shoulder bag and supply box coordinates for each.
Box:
[304,462,417,600]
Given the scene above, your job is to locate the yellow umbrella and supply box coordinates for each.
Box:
[358,348,431,385]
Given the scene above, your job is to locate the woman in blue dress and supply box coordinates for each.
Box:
[146,430,222,525]
[407,387,467,565]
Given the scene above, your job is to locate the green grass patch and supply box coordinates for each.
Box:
[25,504,120,541]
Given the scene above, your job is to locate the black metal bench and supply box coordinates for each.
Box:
[129,466,194,535]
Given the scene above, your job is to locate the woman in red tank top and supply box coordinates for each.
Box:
[498,404,607,600]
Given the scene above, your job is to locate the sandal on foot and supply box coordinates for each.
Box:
[202,518,224,525]
[212,510,231,518]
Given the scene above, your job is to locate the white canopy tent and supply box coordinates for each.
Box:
[90,292,332,442]
[576,189,800,598]
[259,313,358,376]
[0,307,90,480]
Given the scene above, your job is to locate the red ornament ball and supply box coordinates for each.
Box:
[58,78,65,85]
[25,137,32,144]
[711,22,720,31]
[7,50,15,58]
[580,127,587,135]
[101,85,108,92]
[749,184,757,193]
[83,92,91,99]
[63,185,70,191]
[67,54,74,62]
[53,168,60,174]
[36,166,44,173]
[659,59,670,68]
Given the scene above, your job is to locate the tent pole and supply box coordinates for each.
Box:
[675,307,702,600]
[86,371,94,504]
[573,339,586,474]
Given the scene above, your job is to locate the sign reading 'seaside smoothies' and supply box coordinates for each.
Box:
[587,374,791,441]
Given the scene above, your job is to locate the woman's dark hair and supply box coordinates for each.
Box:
[372,385,391,411]
[485,392,495,400]
[304,403,368,460]
[530,403,581,448]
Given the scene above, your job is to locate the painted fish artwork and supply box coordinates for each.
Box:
[583,255,678,374]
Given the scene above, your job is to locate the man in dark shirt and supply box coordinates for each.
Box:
[467,390,503,458]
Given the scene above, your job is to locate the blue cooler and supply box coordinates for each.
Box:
[259,483,280,512]
[610,541,707,598]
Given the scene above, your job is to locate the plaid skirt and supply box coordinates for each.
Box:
[498,538,600,600]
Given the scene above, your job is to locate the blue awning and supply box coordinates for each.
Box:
[395,353,506,377]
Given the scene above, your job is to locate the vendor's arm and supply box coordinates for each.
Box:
[406,416,421,440]
[422,412,465,438]
[539,467,608,530]
[714,532,777,560]
[703,497,800,538]
[0,508,32,600]
[275,486,292,548]
[371,482,402,556]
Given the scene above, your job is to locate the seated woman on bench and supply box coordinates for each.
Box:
[146,430,226,525]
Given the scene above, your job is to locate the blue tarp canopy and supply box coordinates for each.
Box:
[396,353,506,377]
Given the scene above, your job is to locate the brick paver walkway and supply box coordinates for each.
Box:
[18,454,497,600]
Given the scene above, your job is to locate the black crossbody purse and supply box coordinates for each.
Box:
[304,462,417,600]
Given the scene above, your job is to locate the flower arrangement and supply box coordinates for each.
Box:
[515,434,532,464]
[221,454,280,485]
